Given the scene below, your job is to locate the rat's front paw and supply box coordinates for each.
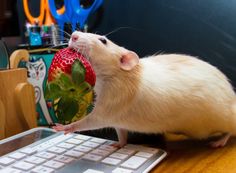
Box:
[53,123,76,134]
[111,141,127,148]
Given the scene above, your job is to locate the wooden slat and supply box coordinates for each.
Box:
[151,135,236,173]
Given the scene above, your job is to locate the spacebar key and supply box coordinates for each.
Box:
[120,156,147,169]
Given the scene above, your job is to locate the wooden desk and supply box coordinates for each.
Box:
[151,136,236,173]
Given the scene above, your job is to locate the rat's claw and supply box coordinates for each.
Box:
[53,123,70,132]
[53,123,78,134]
[111,141,127,148]
[63,125,74,134]
[209,133,231,148]
[111,143,121,148]
[52,124,62,131]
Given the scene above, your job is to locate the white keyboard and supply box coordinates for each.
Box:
[0,128,167,173]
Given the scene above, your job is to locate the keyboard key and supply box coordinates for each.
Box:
[90,138,107,144]
[101,157,121,166]
[0,167,22,173]
[121,156,147,169]
[74,145,92,153]
[117,149,136,156]
[43,160,65,169]
[91,149,110,157]
[32,134,73,152]
[140,147,159,155]
[105,141,117,146]
[124,144,144,150]
[83,169,104,173]
[20,148,37,155]
[74,134,91,141]
[109,153,129,160]
[13,161,35,171]
[31,166,54,173]
[24,156,46,164]
[124,145,158,154]
[82,141,100,148]
[8,152,26,160]
[36,152,56,159]
[112,167,133,173]
[0,157,15,166]
[66,138,83,145]
[47,146,66,154]
[57,142,75,149]
[98,145,117,153]
[64,150,84,158]
[82,154,103,162]
[54,155,75,164]
[135,151,154,158]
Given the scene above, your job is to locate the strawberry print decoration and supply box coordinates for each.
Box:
[45,48,96,124]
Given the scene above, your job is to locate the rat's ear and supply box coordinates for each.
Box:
[120,51,139,71]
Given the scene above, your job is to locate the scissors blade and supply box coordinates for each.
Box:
[23,0,45,26]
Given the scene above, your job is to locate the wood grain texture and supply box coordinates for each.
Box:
[0,68,37,138]
[9,49,29,69]
[15,82,37,129]
[151,135,236,173]
[0,99,5,139]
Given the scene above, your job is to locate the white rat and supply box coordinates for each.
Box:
[54,31,236,148]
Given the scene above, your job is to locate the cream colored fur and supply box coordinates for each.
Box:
[57,31,236,146]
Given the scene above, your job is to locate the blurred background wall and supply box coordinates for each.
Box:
[1,0,236,88]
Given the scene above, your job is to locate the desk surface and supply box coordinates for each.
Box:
[151,135,236,173]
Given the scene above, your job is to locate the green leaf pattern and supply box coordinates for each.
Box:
[45,60,94,124]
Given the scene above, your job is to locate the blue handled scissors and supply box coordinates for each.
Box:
[49,0,103,33]
[70,0,103,30]
[48,0,72,34]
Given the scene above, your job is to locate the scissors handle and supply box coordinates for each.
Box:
[23,0,45,26]
[48,0,71,21]
[90,0,104,13]
[70,0,103,30]
[44,0,55,26]
[48,0,72,35]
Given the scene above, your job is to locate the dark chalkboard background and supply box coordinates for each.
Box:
[17,0,236,88]
[88,0,236,89]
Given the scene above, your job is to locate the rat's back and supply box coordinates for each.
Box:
[131,54,236,138]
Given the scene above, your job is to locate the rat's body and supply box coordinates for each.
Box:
[54,31,236,147]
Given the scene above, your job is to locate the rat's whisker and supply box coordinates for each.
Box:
[104,27,144,37]
[54,26,72,38]
[52,34,71,41]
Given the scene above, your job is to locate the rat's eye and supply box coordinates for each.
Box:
[99,38,107,45]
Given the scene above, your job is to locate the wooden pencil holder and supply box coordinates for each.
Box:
[0,50,37,139]
[0,99,5,139]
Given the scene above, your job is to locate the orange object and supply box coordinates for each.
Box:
[57,5,65,15]
[23,0,65,26]
[23,0,45,25]
[44,0,55,26]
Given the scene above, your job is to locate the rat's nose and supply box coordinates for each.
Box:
[71,35,79,42]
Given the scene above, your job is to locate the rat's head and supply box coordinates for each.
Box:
[68,31,139,77]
